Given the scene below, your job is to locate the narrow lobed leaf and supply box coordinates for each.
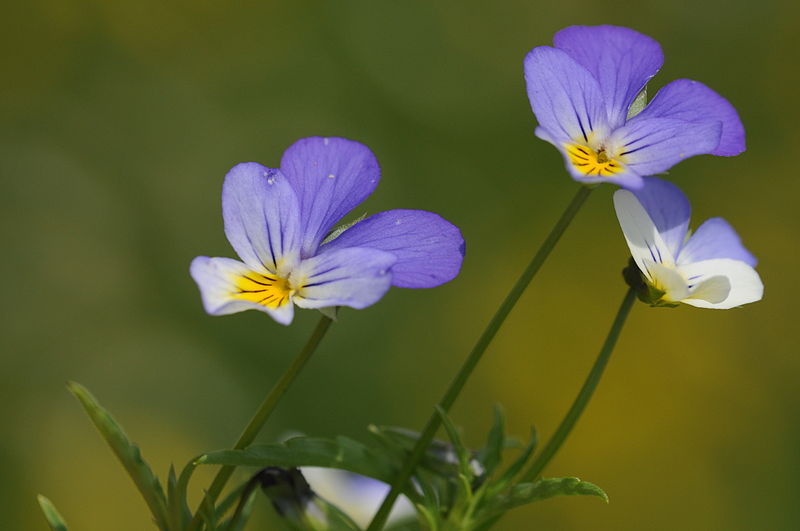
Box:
[434,406,473,480]
[369,425,464,480]
[494,426,538,490]
[198,436,400,490]
[476,405,506,477]
[37,495,69,531]
[67,382,169,530]
[507,477,608,508]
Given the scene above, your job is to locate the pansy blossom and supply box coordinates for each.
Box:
[302,467,415,528]
[524,25,745,189]
[191,137,465,325]
[614,177,762,309]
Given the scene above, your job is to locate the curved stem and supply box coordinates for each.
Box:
[224,475,261,531]
[188,314,334,530]
[521,287,636,482]
[366,186,593,531]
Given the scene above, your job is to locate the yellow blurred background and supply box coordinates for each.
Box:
[2,1,798,529]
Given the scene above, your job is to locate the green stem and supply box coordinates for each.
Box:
[521,287,636,482]
[224,475,261,531]
[188,314,334,530]
[366,186,593,531]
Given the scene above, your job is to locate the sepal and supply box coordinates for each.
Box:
[622,257,679,307]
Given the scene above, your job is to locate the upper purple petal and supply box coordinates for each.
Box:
[553,25,663,129]
[607,116,722,176]
[636,79,745,156]
[279,137,381,258]
[678,217,757,267]
[524,46,609,145]
[222,163,301,275]
[321,209,465,289]
[630,177,691,258]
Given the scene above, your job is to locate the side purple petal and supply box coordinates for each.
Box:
[636,79,745,156]
[554,25,663,129]
[630,177,691,258]
[678,217,757,267]
[607,117,722,176]
[280,137,381,258]
[524,46,609,145]
[321,209,465,288]
[290,247,397,310]
[222,163,301,275]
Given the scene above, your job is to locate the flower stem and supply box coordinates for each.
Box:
[366,186,593,531]
[520,287,636,482]
[224,474,262,531]
[188,314,334,530]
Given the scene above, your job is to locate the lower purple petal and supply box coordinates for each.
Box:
[678,217,757,267]
[320,209,465,288]
[290,247,396,310]
[608,117,722,176]
[637,79,745,156]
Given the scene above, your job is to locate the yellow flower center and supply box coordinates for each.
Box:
[233,272,293,308]
[565,144,624,177]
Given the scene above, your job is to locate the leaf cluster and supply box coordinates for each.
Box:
[39,384,605,531]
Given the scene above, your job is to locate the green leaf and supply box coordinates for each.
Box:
[67,382,169,530]
[494,426,538,489]
[310,497,363,531]
[368,425,462,479]
[167,463,193,530]
[198,436,401,492]
[626,85,648,119]
[215,481,250,524]
[220,481,258,531]
[200,493,220,531]
[37,495,69,531]
[476,406,505,477]
[434,406,472,480]
[504,477,608,509]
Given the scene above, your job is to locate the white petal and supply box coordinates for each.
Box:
[301,467,415,528]
[678,259,763,309]
[644,259,689,302]
[190,256,295,325]
[613,190,676,282]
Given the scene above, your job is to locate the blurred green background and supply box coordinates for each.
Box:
[2,0,798,529]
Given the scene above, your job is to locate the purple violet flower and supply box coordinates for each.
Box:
[190,137,465,325]
[614,177,763,308]
[524,25,745,189]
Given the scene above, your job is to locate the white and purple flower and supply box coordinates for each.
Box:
[190,137,465,325]
[614,177,763,309]
[302,467,415,528]
[524,25,745,189]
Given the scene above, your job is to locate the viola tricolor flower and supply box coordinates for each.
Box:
[191,137,465,325]
[302,467,415,528]
[614,177,763,309]
[524,25,745,189]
